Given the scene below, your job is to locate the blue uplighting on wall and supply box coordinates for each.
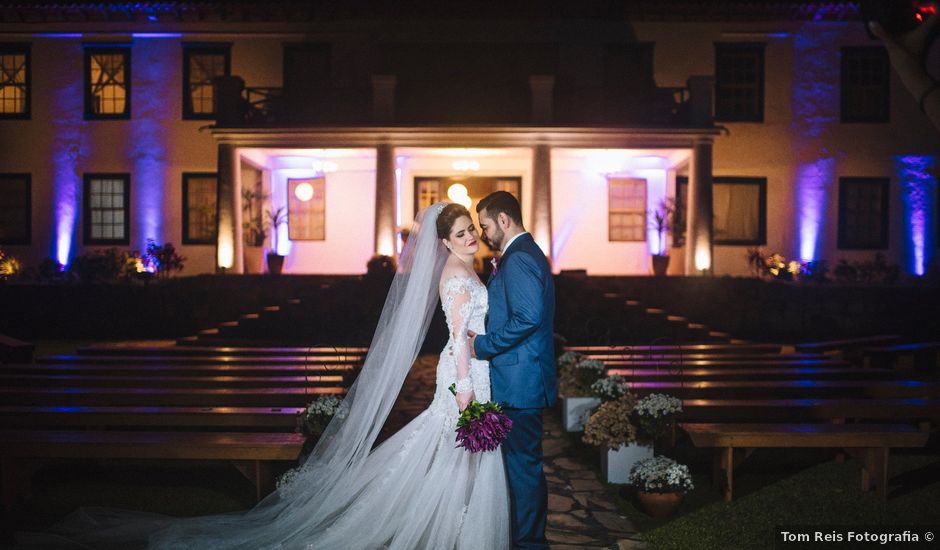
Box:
[795,159,834,262]
[130,38,175,249]
[895,155,937,276]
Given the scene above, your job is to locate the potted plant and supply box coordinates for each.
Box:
[242,188,269,274]
[582,394,653,483]
[649,198,677,276]
[629,456,694,517]
[633,393,683,447]
[303,395,345,439]
[265,206,287,275]
[557,352,605,431]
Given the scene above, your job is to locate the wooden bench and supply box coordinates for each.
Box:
[566,344,782,355]
[582,353,825,362]
[680,422,929,502]
[77,344,369,357]
[604,359,852,369]
[39,354,364,365]
[0,405,304,430]
[793,335,901,355]
[0,374,346,388]
[0,430,306,508]
[606,366,891,381]
[0,386,345,407]
[595,380,939,399]
[0,362,354,377]
[863,342,940,372]
[0,334,33,364]
[679,398,940,425]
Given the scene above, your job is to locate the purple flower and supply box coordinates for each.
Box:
[454,402,513,453]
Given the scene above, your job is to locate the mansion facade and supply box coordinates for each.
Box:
[0,1,936,277]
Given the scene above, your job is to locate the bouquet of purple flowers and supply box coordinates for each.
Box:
[449,383,513,453]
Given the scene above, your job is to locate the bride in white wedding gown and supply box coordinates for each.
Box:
[15,203,510,550]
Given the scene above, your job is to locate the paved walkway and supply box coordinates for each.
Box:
[386,355,646,549]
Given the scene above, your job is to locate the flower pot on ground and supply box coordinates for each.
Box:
[562,396,601,432]
[244,245,264,274]
[628,455,694,517]
[266,252,285,275]
[651,254,670,276]
[602,441,654,484]
[636,490,684,518]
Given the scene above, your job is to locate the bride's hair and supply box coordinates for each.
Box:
[436,203,471,239]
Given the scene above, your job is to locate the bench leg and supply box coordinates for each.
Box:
[859,447,889,502]
[724,446,734,502]
[1,456,18,512]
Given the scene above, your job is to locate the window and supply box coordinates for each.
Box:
[838,177,889,249]
[715,43,764,122]
[0,173,30,244]
[183,44,231,119]
[841,47,889,123]
[182,173,218,244]
[84,174,130,244]
[608,177,646,242]
[676,176,767,245]
[288,177,326,240]
[0,44,29,118]
[85,46,130,119]
[415,179,441,213]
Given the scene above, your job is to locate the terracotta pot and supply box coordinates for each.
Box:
[651,254,670,276]
[637,491,683,517]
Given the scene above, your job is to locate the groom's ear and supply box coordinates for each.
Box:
[498,212,512,229]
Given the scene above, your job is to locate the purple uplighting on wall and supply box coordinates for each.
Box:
[792,24,840,263]
[130,38,174,249]
[896,155,936,276]
[51,45,86,267]
[795,159,834,263]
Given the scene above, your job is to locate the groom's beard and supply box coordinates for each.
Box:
[488,226,505,252]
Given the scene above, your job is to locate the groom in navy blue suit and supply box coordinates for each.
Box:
[469,191,556,550]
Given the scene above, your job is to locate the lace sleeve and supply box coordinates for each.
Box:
[442,277,473,393]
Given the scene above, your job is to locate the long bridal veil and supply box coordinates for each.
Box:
[16,204,450,549]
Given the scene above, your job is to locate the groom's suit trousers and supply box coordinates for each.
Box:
[502,407,548,550]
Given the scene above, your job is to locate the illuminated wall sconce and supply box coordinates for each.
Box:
[447,183,473,208]
[694,248,711,272]
[294,182,314,202]
[452,160,480,172]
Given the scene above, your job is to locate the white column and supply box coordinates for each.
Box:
[532,143,553,263]
[374,143,397,257]
[216,143,243,273]
[685,138,713,275]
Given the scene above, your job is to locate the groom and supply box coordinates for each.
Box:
[469,191,556,550]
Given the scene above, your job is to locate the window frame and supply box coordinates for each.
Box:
[0,43,30,120]
[182,43,232,120]
[675,175,767,246]
[714,42,765,123]
[607,177,648,243]
[840,46,890,123]
[837,177,890,250]
[0,172,31,245]
[182,172,219,245]
[84,45,132,120]
[287,177,327,241]
[83,173,130,245]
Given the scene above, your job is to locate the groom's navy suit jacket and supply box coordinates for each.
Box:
[474,233,557,409]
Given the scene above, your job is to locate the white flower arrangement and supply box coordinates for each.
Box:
[276,466,302,491]
[557,350,584,368]
[590,375,632,401]
[629,456,694,493]
[576,358,605,372]
[305,395,344,419]
[634,393,683,418]
[633,393,683,439]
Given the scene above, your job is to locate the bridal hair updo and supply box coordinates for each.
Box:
[436,203,472,239]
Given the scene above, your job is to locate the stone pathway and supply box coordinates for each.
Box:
[386,356,647,549]
[542,413,647,549]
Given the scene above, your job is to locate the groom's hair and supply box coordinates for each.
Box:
[476,191,522,227]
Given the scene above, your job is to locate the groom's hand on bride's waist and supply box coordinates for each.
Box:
[467,331,478,358]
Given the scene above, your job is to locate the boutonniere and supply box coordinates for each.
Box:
[490,255,500,275]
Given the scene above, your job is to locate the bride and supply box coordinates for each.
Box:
[16,202,510,549]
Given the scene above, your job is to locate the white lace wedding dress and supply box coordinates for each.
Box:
[269,274,510,549]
